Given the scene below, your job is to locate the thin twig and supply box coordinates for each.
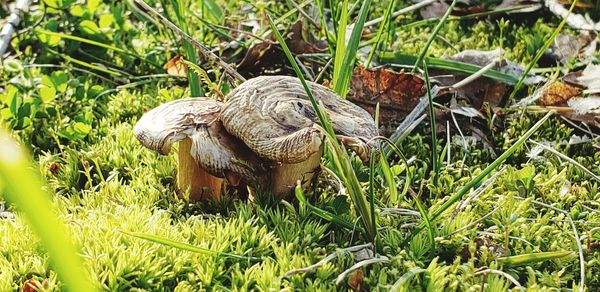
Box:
[365,0,437,27]
[132,0,246,83]
[474,268,524,290]
[531,141,600,182]
[284,243,373,277]
[0,0,33,57]
[450,59,500,90]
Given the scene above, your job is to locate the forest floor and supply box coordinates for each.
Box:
[1,0,600,290]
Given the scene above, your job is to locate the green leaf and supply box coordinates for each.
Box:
[39,86,56,103]
[99,14,115,29]
[73,122,91,137]
[498,251,573,267]
[3,58,23,72]
[79,20,101,36]
[86,0,101,14]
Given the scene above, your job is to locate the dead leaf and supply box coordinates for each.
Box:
[420,0,541,19]
[347,269,366,292]
[539,81,582,106]
[433,49,510,109]
[164,55,188,77]
[345,66,425,124]
[420,1,450,19]
[22,279,48,292]
[547,31,597,65]
[237,19,326,76]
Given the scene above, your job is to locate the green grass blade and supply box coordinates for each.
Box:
[332,0,349,87]
[121,230,261,262]
[409,111,554,240]
[0,132,94,291]
[173,0,203,96]
[507,0,578,103]
[333,0,373,97]
[423,60,439,187]
[269,15,376,241]
[391,267,426,292]
[412,191,435,252]
[294,183,359,231]
[379,153,398,204]
[369,151,377,232]
[365,0,395,68]
[379,53,518,85]
[497,251,573,267]
[412,0,456,72]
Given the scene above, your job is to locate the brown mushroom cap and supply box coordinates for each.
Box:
[220,76,378,163]
[134,98,265,185]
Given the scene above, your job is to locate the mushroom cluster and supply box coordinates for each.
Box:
[134,76,378,201]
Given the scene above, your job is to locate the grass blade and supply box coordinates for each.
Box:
[423,60,439,187]
[408,111,555,241]
[332,0,349,86]
[121,230,261,262]
[391,267,426,292]
[295,183,359,231]
[379,153,398,204]
[333,0,373,97]
[172,0,203,96]
[412,190,435,252]
[0,132,94,291]
[379,53,518,85]
[497,251,573,267]
[365,0,396,68]
[268,15,376,241]
[412,0,456,72]
[507,0,578,103]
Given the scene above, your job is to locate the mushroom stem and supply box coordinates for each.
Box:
[177,138,223,201]
[271,147,323,197]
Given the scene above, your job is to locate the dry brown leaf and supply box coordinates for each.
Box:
[548,31,597,64]
[164,55,188,77]
[539,81,582,106]
[345,66,425,124]
[347,269,366,292]
[237,19,325,76]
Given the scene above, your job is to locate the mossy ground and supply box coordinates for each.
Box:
[1,0,600,290]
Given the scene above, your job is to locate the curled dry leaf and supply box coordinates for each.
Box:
[164,55,188,77]
[237,19,326,76]
[347,269,366,292]
[345,66,425,125]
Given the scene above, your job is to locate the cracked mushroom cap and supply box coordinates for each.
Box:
[220,76,378,163]
[134,98,265,185]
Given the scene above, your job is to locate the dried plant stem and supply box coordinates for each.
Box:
[0,0,33,57]
[133,0,246,83]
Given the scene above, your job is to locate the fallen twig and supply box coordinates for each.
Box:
[0,0,33,57]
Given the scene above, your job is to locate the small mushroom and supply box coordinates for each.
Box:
[134,98,265,201]
[221,76,378,196]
